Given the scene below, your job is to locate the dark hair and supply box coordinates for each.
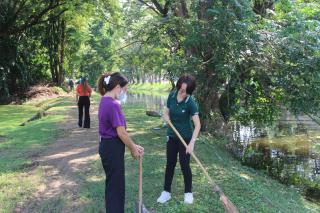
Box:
[176,74,196,95]
[97,72,128,96]
[81,77,87,93]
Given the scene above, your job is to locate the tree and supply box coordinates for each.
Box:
[0,0,121,101]
[0,0,68,101]
[127,0,320,132]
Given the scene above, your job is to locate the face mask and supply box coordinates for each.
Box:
[118,89,127,104]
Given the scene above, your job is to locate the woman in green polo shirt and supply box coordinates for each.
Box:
[157,74,201,204]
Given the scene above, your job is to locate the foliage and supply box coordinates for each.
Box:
[122,0,320,130]
[1,0,319,128]
[0,0,119,102]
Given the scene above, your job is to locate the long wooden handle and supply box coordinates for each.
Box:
[139,157,142,213]
[167,120,221,193]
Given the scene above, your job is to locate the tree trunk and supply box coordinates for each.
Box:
[53,19,59,84]
[198,0,214,19]
[47,16,65,85]
[48,19,58,83]
[136,70,141,83]
[253,0,273,17]
[169,78,175,91]
[195,67,226,133]
[151,0,227,132]
[58,18,65,85]
[172,0,189,18]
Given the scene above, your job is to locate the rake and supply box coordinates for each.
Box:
[167,120,239,213]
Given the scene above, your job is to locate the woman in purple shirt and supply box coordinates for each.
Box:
[97,72,144,213]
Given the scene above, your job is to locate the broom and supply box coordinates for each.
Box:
[135,156,155,213]
[167,120,239,213]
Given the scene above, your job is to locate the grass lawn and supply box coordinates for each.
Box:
[129,82,171,94]
[77,102,320,213]
[0,96,74,213]
[2,92,319,212]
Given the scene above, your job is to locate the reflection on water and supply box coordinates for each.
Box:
[126,93,166,114]
[231,113,320,200]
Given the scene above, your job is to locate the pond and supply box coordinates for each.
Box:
[125,92,167,113]
[231,112,320,201]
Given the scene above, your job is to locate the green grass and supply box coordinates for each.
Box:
[129,82,171,94]
[78,103,320,213]
[0,96,74,213]
[3,94,318,212]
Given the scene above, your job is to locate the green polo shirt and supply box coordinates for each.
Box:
[167,91,199,139]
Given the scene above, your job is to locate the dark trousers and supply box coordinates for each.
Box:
[164,136,192,193]
[77,96,90,128]
[99,138,125,213]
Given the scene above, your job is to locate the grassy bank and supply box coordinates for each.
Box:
[3,93,318,212]
[0,96,74,213]
[78,102,320,212]
[129,82,171,94]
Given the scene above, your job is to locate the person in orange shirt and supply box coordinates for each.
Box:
[76,77,92,128]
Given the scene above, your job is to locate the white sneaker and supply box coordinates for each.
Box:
[157,191,171,203]
[184,192,193,204]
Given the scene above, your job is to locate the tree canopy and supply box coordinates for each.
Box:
[0,0,319,131]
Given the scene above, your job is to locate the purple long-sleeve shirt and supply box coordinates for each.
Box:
[98,96,126,139]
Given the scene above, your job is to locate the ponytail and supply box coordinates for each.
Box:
[97,72,128,96]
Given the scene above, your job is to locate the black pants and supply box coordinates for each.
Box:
[164,136,192,193]
[99,138,125,213]
[78,96,90,128]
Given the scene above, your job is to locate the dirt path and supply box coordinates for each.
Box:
[15,99,101,213]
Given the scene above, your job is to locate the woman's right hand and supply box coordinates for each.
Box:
[135,144,144,155]
[131,144,144,159]
[162,113,170,123]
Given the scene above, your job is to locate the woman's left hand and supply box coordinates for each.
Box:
[186,142,195,154]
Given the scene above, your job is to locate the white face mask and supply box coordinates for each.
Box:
[117,89,127,104]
